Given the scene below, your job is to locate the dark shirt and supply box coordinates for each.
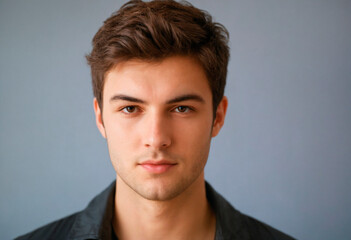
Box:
[15,181,295,240]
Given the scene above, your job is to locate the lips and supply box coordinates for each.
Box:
[139,160,177,174]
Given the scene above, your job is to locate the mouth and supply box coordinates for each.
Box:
[138,160,177,174]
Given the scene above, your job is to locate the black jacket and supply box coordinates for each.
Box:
[15,181,295,240]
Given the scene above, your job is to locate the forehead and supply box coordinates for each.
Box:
[103,56,212,103]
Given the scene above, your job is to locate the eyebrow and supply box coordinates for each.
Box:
[109,94,205,104]
[110,94,145,103]
[166,94,205,104]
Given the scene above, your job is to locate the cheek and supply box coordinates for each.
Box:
[103,113,139,139]
[104,119,139,164]
[105,122,128,144]
[173,117,213,148]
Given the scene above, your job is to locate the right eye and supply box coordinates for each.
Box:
[120,106,138,114]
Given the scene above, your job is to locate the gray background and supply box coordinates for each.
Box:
[1,0,350,239]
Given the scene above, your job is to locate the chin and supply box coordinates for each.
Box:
[139,188,183,201]
[135,176,199,201]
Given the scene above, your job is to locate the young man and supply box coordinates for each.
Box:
[16,1,294,239]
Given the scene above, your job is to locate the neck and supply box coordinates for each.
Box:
[113,173,216,240]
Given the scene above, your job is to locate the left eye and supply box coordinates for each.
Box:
[174,106,190,113]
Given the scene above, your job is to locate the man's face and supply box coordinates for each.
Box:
[94,56,227,201]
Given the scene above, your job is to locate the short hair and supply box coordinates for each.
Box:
[86,0,230,115]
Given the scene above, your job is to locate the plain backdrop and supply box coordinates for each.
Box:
[1,0,350,239]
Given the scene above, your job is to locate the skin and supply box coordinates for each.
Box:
[94,55,227,240]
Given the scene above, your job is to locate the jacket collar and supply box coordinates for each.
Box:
[68,181,116,240]
[67,181,249,240]
[205,182,250,240]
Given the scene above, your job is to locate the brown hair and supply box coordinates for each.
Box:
[86,0,230,115]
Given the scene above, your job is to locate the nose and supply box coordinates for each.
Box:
[143,110,172,149]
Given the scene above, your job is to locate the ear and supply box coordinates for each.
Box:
[94,98,106,138]
[211,96,228,137]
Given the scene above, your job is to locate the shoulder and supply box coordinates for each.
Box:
[15,181,116,240]
[205,182,295,240]
[15,212,80,240]
[240,214,296,240]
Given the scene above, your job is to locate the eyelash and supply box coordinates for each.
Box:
[173,106,192,113]
[120,106,139,114]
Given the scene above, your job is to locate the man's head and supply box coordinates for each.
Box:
[88,0,229,201]
[86,0,230,116]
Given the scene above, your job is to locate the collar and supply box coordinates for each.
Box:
[68,181,116,240]
[205,182,250,240]
[67,181,248,240]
